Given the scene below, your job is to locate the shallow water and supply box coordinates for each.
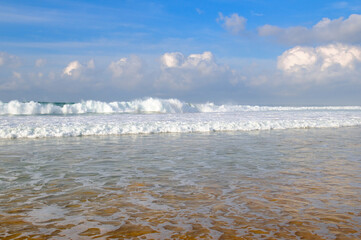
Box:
[0,127,361,239]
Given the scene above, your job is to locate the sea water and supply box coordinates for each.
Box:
[0,98,361,239]
[1,98,361,139]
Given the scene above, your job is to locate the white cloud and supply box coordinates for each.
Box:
[258,14,361,44]
[0,53,23,91]
[62,60,95,79]
[109,58,127,76]
[158,51,241,90]
[277,44,361,84]
[35,58,46,67]
[161,51,214,71]
[277,46,318,72]
[108,55,144,89]
[12,71,22,79]
[0,70,26,91]
[63,61,82,76]
[258,24,282,36]
[2,50,361,103]
[161,52,184,68]
[317,44,361,70]
[0,52,20,67]
[217,13,247,35]
[87,59,95,69]
[236,44,361,95]
[278,44,361,72]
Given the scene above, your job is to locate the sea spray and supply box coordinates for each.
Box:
[1,98,361,116]
[1,103,361,138]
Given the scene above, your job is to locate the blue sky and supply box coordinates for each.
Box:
[1,0,361,105]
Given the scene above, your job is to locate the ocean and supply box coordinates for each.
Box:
[0,98,361,239]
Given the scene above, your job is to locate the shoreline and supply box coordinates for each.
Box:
[1,127,361,238]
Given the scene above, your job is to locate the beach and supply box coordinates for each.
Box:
[2,0,361,238]
[1,126,360,239]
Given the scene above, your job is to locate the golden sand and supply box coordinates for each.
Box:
[1,181,360,239]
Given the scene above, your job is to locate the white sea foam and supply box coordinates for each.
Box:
[0,98,196,115]
[1,108,361,139]
[1,98,361,139]
[26,205,67,223]
[1,98,361,115]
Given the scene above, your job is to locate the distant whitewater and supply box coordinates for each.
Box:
[1,98,361,139]
[2,98,361,115]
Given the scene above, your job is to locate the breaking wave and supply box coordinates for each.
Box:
[1,98,361,139]
[1,98,361,115]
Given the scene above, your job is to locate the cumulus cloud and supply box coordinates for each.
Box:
[277,46,318,72]
[63,61,82,76]
[108,55,144,89]
[161,52,184,68]
[217,13,247,35]
[161,51,214,70]
[258,14,361,45]
[236,44,361,96]
[278,44,361,72]
[157,51,241,90]
[0,51,248,100]
[277,43,361,84]
[2,49,361,103]
[62,60,95,80]
[0,53,24,91]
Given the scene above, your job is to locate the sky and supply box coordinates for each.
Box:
[1,0,361,105]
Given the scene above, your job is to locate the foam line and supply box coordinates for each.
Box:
[1,110,361,139]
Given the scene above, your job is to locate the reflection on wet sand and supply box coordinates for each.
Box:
[1,181,360,239]
[1,128,361,239]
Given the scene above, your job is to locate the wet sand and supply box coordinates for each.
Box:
[1,127,361,239]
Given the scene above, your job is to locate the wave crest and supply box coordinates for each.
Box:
[0,98,198,115]
[1,98,361,115]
